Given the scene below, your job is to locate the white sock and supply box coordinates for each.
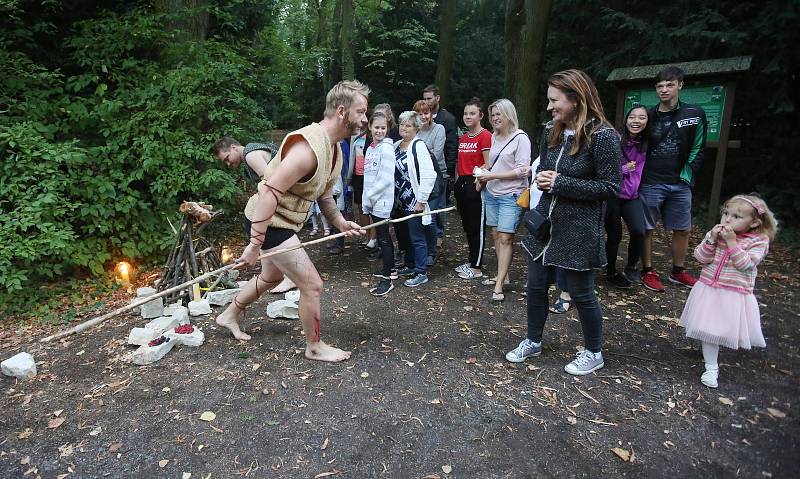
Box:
[702,341,719,371]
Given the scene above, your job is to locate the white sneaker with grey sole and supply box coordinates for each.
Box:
[564,350,604,375]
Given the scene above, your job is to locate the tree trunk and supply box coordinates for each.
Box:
[155,0,208,42]
[515,0,552,135]
[504,0,525,101]
[327,0,343,87]
[435,0,457,104]
[340,0,354,80]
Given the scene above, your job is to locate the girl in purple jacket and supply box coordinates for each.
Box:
[604,105,649,288]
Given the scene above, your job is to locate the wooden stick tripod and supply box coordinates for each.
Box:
[40,206,455,343]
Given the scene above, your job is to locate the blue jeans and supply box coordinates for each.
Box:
[527,256,603,352]
[405,216,428,274]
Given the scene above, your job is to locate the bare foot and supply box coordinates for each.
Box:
[269,276,297,294]
[305,341,351,362]
[215,308,252,341]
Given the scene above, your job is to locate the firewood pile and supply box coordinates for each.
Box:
[156,202,237,304]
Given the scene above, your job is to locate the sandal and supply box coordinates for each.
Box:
[491,292,505,302]
[549,297,571,314]
[481,277,511,287]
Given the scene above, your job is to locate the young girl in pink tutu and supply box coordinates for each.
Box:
[680,194,778,388]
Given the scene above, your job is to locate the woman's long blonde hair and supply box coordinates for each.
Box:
[547,69,611,155]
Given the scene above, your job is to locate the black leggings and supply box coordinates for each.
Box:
[370,214,395,276]
[454,176,485,268]
[604,197,646,274]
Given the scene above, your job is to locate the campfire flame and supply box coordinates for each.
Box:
[116,261,132,283]
[221,247,233,264]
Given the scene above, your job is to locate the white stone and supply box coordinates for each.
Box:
[284,290,300,303]
[169,306,190,325]
[127,327,161,346]
[136,287,164,319]
[166,326,205,347]
[188,299,212,316]
[130,338,176,366]
[163,302,184,316]
[266,299,300,319]
[1,352,36,379]
[206,288,240,306]
[144,316,179,334]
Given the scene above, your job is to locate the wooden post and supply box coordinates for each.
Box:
[706,80,737,227]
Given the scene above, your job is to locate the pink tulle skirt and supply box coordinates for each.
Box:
[679,282,765,350]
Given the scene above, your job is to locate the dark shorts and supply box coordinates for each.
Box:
[243,219,296,250]
[639,182,692,231]
[351,174,364,205]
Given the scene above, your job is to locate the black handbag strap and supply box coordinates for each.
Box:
[488,132,528,172]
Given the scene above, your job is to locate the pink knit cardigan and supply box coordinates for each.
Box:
[694,233,770,294]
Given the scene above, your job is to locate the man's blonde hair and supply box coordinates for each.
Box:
[324,80,371,117]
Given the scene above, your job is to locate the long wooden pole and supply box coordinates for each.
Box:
[40,207,455,343]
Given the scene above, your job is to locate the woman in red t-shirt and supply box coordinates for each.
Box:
[454,97,492,279]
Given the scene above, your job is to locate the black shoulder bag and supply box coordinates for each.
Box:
[523,129,552,243]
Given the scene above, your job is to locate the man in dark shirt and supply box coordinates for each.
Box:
[638,66,707,292]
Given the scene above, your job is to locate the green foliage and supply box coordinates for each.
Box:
[0,4,272,309]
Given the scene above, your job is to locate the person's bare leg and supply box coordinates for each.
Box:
[216,258,283,341]
[641,230,654,269]
[494,232,514,294]
[671,229,690,268]
[269,236,351,362]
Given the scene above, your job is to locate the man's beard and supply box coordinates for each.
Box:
[343,111,365,135]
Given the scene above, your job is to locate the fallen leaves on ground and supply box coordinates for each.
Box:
[611,447,635,462]
[200,411,216,421]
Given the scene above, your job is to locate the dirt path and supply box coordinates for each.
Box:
[1,225,798,478]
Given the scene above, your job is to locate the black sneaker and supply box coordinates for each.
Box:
[623,266,641,284]
[370,279,394,296]
[396,267,416,277]
[373,269,399,280]
[607,272,631,289]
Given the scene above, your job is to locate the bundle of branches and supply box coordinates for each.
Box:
[156,206,236,304]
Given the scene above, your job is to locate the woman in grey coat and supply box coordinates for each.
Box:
[505,69,622,375]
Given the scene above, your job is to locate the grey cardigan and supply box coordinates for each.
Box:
[522,122,622,271]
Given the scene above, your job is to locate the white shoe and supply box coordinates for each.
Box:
[454,263,471,274]
[564,350,604,375]
[701,367,719,388]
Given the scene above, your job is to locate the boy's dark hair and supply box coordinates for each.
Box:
[656,66,685,83]
[423,84,439,96]
[211,136,241,156]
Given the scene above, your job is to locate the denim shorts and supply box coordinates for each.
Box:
[483,191,523,233]
[639,182,692,231]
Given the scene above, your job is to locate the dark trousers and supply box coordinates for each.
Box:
[526,256,603,353]
[395,215,428,274]
[370,214,394,276]
[454,176,484,268]
[604,197,646,274]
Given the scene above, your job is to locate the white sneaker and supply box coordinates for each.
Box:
[701,367,719,388]
[505,339,542,363]
[454,263,471,274]
[564,350,604,375]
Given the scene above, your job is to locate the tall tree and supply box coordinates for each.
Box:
[504,0,552,135]
[435,0,457,104]
[340,0,355,80]
[155,0,209,42]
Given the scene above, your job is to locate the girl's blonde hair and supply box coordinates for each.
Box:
[724,193,778,241]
